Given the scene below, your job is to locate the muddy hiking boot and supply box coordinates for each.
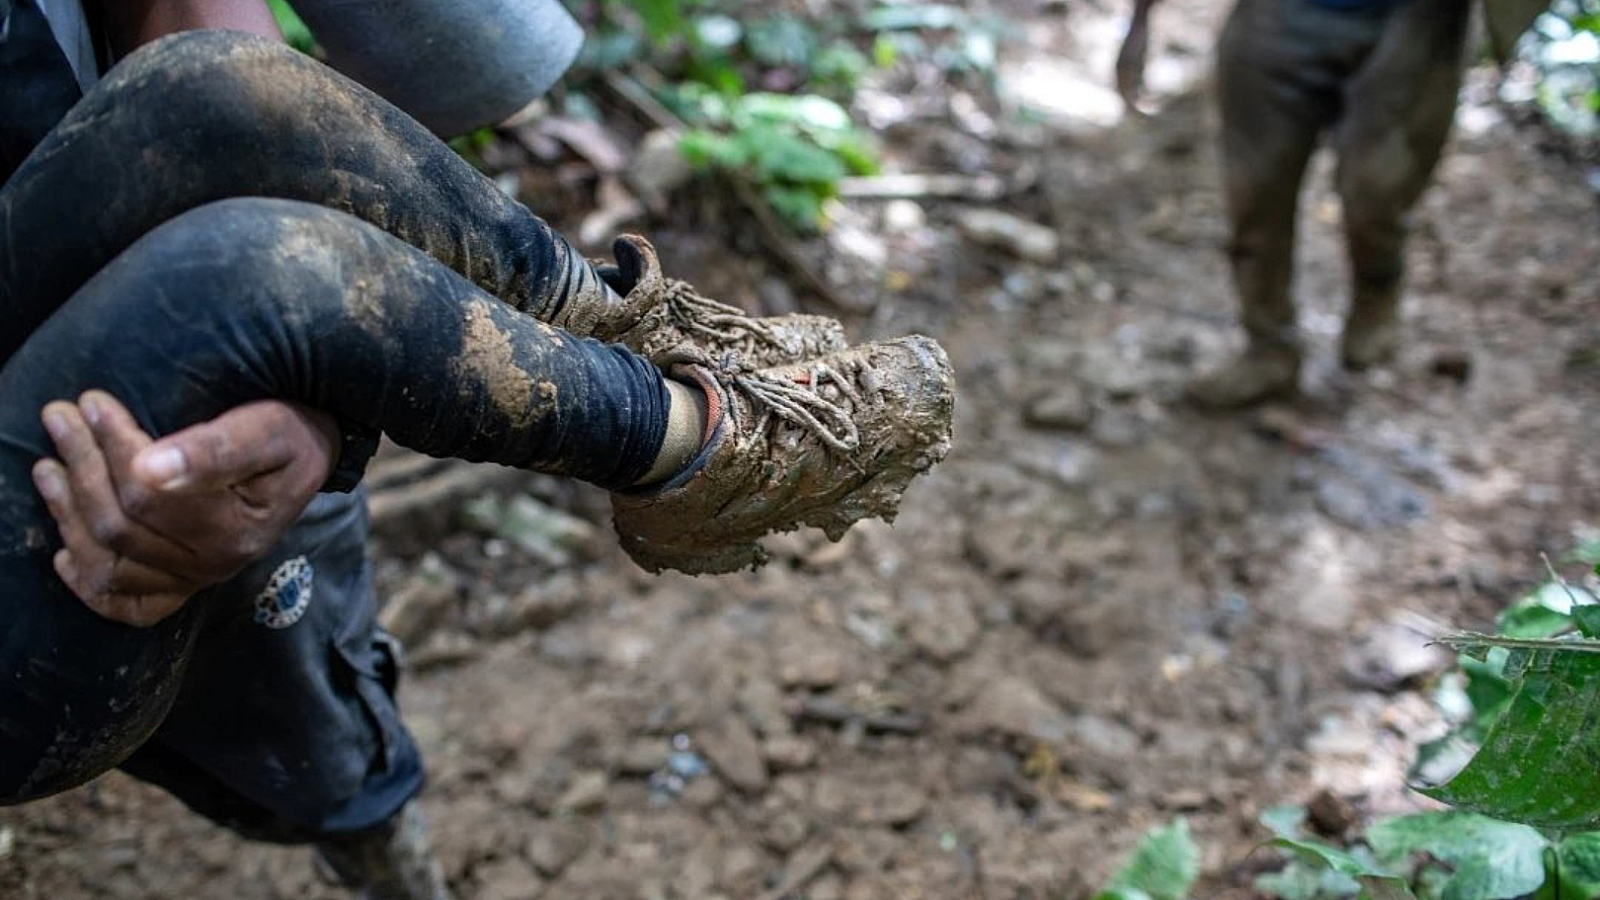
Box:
[612,335,956,575]
[1340,304,1400,371]
[1187,345,1300,408]
[589,234,848,366]
[315,801,454,900]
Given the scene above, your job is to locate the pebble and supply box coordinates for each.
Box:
[554,770,609,813]
[957,676,1071,744]
[699,715,770,793]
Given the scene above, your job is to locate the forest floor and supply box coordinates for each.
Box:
[4,0,1599,897]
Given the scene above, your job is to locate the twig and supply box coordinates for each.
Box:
[602,68,681,132]
[1543,551,1583,608]
[729,177,857,314]
[1433,632,1600,654]
[754,842,832,900]
[837,173,1007,201]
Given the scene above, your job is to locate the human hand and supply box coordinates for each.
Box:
[31,391,340,627]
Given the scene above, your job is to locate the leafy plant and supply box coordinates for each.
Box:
[1521,0,1600,138]
[674,88,878,228]
[1094,818,1201,900]
[1254,549,1600,900]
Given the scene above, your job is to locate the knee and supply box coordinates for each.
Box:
[96,31,316,142]
[105,199,368,325]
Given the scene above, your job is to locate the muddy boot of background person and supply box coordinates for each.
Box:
[316,801,453,900]
[1334,0,1470,370]
[1187,0,1327,408]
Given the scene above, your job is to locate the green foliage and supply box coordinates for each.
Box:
[1255,548,1600,900]
[672,86,878,230]
[585,1,1006,228]
[1415,636,1600,830]
[1369,813,1546,900]
[266,0,317,55]
[1094,819,1201,900]
[1525,0,1600,137]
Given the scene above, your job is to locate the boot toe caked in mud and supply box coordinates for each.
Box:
[1186,348,1300,408]
[611,335,956,575]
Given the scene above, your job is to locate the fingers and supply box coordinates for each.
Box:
[134,401,307,493]
[33,457,195,626]
[38,402,185,565]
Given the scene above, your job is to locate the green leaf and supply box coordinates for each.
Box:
[1556,831,1600,891]
[762,184,826,230]
[1261,805,1309,839]
[1096,819,1201,900]
[1255,863,1362,900]
[1370,810,1550,900]
[1416,642,1600,830]
[863,3,967,31]
[1572,605,1600,638]
[1260,838,1414,900]
[627,0,686,43]
[748,130,847,185]
[746,15,817,68]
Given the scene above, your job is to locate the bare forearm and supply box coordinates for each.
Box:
[100,0,282,58]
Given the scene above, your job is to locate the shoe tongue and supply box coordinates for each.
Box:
[609,235,664,299]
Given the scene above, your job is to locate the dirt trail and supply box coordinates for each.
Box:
[4,0,1599,897]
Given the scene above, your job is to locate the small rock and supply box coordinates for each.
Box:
[1070,713,1141,759]
[1158,788,1208,811]
[883,199,926,232]
[613,737,671,775]
[680,774,725,809]
[554,770,609,813]
[699,715,769,793]
[1023,384,1094,431]
[775,637,848,689]
[763,810,812,852]
[625,128,694,210]
[474,854,544,900]
[814,776,927,827]
[902,587,980,661]
[738,677,793,738]
[1306,787,1357,838]
[762,735,818,771]
[524,822,590,878]
[957,676,1071,744]
[953,207,1060,263]
[378,553,458,644]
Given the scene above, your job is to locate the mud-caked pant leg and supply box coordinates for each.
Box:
[1333,0,1469,346]
[0,29,616,366]
[1215,0,1396,358]
[0,198,671,804]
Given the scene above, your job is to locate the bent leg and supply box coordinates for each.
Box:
[1334,0,1470,368]
[0,30,618,366]
[1190,0,1330,405]
[0,198,671,802]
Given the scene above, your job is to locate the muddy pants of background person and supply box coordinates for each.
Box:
[1190,0,1471,407]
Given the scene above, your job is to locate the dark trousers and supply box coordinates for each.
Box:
[0,31,669,836]
[1216,0,1470,353]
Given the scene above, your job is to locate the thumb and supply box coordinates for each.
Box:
[133,405,298,492]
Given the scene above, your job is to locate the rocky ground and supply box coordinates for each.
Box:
[4,0,1599,897]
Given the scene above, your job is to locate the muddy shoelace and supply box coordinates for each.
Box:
[658,278,801,357]
[663,348,866,459]
[732,360,863,455]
